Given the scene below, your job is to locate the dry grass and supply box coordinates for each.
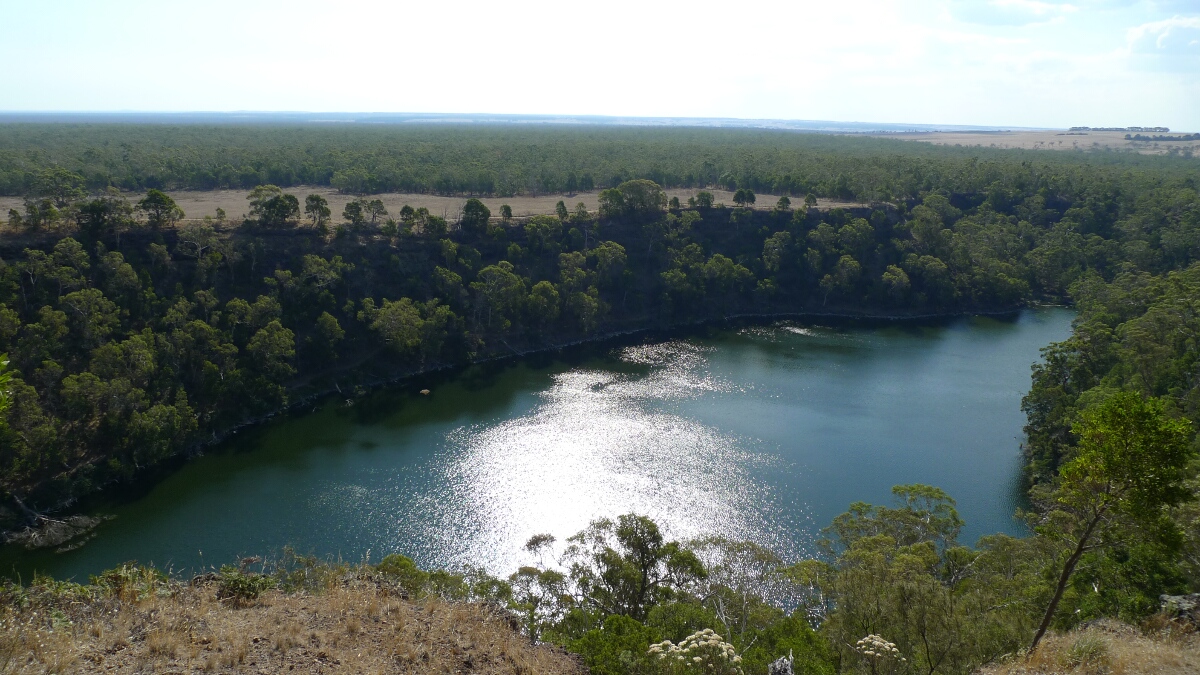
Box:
[0,186,867,226]
[0,579,582,674]
[873,130,1200,155]
[981,619,1200,675]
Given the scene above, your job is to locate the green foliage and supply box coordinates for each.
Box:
[599,180,667,222]
[216,565,275,603]
[304,193,331,226]
[568,613,663,675]
[563,514,706,621]
[136,189,183,228]
[90,563,171,602]
[460,197,491,234]
[375,553,430,597]
[813,488,1045,674]
[1028,392,1195,648]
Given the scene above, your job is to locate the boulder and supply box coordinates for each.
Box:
[768,650,794,675]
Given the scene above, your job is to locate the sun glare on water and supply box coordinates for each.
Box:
[404,341,786,573]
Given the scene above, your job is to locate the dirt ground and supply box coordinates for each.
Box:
[0,188,869,224]
[0,580,583,674]
[873,129,1200,155]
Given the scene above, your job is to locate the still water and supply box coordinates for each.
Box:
[3,309,1074,581]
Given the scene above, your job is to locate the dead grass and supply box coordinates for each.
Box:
[0,579,582,674]
[981,619,1200,675]
[873,130,1200,155]
[0,186,867,227]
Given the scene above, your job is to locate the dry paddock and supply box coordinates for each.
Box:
[871,129,1200,155]
[0,188,868,225]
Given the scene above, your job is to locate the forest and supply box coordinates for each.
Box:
[0,125,1198,673]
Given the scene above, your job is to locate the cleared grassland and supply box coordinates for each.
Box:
[874,129,1200,155]
[1,188,868,224]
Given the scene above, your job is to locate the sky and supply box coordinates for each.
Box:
[0,0,1197,130]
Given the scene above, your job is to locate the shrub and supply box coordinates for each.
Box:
[216,566,275,603]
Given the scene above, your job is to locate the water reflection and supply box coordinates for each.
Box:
[404,342,787,574]
[0,309,1075,582]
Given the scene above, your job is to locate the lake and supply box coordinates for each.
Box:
[1,308,1075,581]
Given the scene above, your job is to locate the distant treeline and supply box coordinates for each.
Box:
[0,124,1195,200]
[1126,133,1200,142]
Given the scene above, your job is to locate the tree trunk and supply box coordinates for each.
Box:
[1030,515,1101,652]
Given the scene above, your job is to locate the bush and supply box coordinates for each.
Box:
[216,566,275,603]
[375,554,429,597]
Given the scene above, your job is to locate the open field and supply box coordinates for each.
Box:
[873,129,1200,155]
[1,188,869,224]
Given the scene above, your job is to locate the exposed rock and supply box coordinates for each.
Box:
[1161,593,1200,624]
[3,514,108,549]
[768,650,794,675]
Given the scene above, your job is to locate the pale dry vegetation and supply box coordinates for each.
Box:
[982,620,1200,675]
[0,576,582,675]
[875,130,1200,155]
[0,188,864,226]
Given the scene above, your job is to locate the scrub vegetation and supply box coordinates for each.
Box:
[1,125,1199,673]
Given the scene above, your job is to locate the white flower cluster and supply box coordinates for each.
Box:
[648,628,743,672]
[855,634,905,662]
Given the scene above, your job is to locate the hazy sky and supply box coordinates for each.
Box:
[1,0,1197,129]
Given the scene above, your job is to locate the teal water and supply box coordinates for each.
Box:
[1,309,1075,581]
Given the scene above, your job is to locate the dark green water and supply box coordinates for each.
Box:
[2,309,1074,581]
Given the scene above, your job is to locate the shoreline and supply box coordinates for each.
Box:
[0,301,1057,546]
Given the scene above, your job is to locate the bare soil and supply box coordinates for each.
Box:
[0,188,869,225]
[872,130,1200,155]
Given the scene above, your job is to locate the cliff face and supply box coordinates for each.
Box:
[0,575,583,675]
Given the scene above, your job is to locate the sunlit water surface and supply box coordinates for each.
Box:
[2,309,1074,581]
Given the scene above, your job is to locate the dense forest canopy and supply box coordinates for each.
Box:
[0,125,1198,673]
[0,123,1197,199]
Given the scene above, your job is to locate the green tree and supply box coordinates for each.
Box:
[366,199,387,224]
[343,199,366,227]
[460,198,491,234]
[695,191,715,209]
[304,194,331,226]
[599,180,667,221]
[1028,392,1194,651]
[733,189,754,207]
[525,215,562,254]
[471,262,526,330]
[312,311,344,359]
[762,231,792,274]
[76,191,135,243]
[526,280,561,327]
[359,297,424,354]
[250,187,300,228]
[137,189,184,228]
[563,514,706,621]
[882,265,910,300]
[247,320,296,382]
[33,167,86,208]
